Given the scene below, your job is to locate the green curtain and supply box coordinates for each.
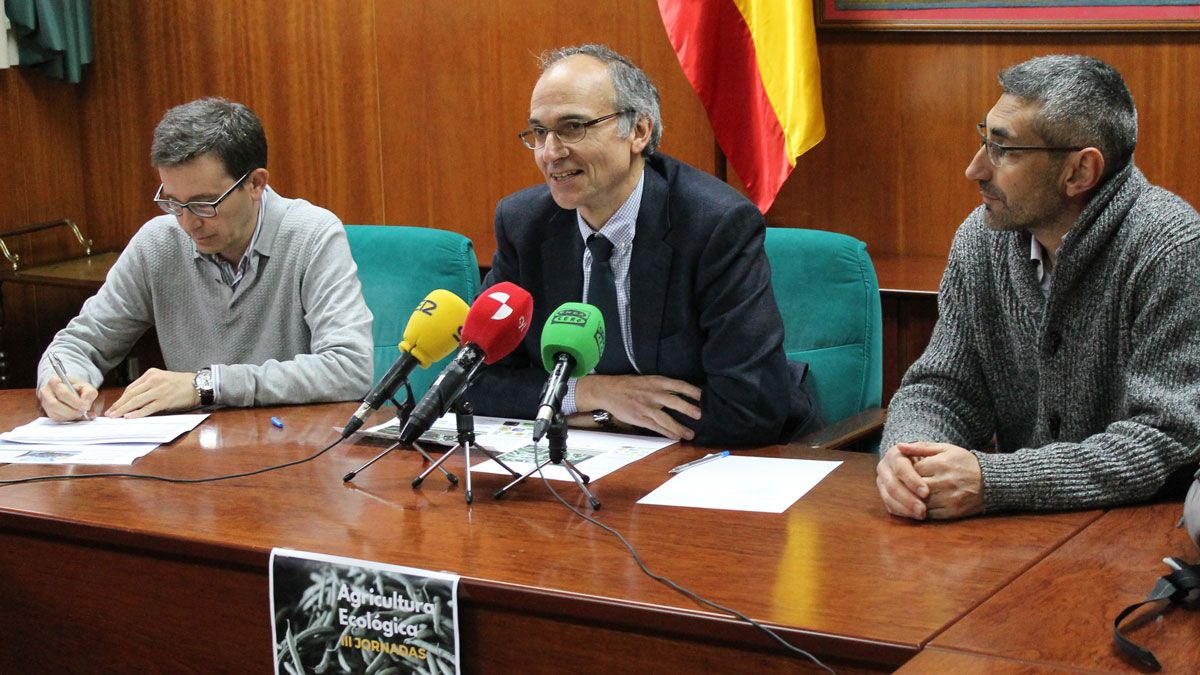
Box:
[5,0,92,83]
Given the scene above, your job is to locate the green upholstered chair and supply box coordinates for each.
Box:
[345,225,479,398]
[764,228,883,443]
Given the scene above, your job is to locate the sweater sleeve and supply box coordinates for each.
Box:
[215,221,374,406]
[879,219,997,454]
[36,233,156,391]
[976,232,1200,513]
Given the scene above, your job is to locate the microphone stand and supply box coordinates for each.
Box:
[411,398,521,504]
[493,411,601,510]
[343,384,456,485]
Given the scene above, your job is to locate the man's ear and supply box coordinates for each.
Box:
[248,167,270,198]
[629,113,652,155]
[1063,148,1105,198]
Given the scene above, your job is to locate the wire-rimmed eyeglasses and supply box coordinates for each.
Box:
[518,111,635,149]
[154,170,251,218]
[976,123,1083,168]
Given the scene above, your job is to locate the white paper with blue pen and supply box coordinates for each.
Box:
[638,455,842,513]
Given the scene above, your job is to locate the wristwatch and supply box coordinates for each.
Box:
[193,368,214,406]
[592,410,614,428]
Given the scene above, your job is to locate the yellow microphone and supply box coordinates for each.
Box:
[401,289,469,367]
[341,289,469,438]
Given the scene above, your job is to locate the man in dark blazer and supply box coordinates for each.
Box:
[468,44,820,446]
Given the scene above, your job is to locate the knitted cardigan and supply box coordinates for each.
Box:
[881,164,1200,513]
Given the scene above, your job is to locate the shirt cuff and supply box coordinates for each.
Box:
[562,378,579,416]
[209,364,221,404]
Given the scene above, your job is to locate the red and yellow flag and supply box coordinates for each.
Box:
[658,0,825,213]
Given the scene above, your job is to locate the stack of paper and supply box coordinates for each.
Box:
[0,414,209,465]
[366,414,676,483]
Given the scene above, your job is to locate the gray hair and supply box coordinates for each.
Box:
[540,44,663,156]
[150,97,268,178]
[999,55,1137,177]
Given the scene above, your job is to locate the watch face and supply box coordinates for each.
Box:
[195,370,213,390]
[194,368,214,406]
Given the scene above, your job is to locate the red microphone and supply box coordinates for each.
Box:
[399,282,533,443]
[462,281,533,364]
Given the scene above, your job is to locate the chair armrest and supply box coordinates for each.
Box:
[797,407,886,451]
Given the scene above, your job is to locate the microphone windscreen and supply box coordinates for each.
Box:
[540,302,605,378]
[399,289,469,368]
[462,282,534,364]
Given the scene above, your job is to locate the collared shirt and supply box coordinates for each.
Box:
[196,193,268,400]
[200,196,266,292]
[563,171,645,415]
[1030,232,1067,297]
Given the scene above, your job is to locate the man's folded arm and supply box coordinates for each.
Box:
[880,229,997,453]
[683,205,791,446]
[975,237,1200,513]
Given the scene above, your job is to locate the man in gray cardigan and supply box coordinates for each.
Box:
[37,98,373,420]
[877,55,1200,520]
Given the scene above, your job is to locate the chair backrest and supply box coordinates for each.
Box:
[764,228,882,425]
[345,225,479,397]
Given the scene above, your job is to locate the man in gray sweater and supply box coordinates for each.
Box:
[877,55,1200,520]
[37,98,373,420]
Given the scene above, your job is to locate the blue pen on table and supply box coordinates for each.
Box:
[47,351,93,421]
[668,450,730,474]
[270,417,285,429]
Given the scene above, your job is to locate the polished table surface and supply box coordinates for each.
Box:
[922,500,1200,673]
[0,390,1106,672]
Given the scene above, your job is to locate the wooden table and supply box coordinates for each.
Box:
[917,501,1200,673]
[0,391,1102,673]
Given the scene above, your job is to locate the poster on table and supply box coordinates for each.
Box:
[270,548,460,675]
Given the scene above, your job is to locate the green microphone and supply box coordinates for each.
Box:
[533,303,605,441]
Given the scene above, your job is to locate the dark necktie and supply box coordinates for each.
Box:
[586,234,633,374]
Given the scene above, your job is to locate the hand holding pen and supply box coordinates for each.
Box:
[40,352,97,421]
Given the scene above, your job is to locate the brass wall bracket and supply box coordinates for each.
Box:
[0,219,94,271]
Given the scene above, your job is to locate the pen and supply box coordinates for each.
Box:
[668,450,730,474]
[48,352,92,421]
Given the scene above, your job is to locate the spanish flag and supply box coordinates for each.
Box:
[658,0,825,214]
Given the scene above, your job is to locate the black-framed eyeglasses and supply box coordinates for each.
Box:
[154,170,251,218]
[976,123,1083,168]
[518,110,635,149]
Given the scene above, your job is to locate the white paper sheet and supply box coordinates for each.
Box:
[1,414,209,445]
[0,442,160,465]
[365,414,676,482]
[637,455,842,513]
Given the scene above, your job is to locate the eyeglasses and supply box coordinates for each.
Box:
[154,170,251,218]
[518,111,634,149]
[976,123,1083,168]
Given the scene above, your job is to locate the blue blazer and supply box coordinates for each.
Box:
[468,154,819,446]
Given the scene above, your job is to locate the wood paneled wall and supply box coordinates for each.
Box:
[778,31,1200,257]
[0,70,88,264]
[4,1,1200,392]
[8,2,1199,264]
[76,0,386,255]
[62,0,715,262]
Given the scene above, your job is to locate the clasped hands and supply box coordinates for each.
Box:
[38,368,201,422]
[876,442,984,520]
[571,373,701,441]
